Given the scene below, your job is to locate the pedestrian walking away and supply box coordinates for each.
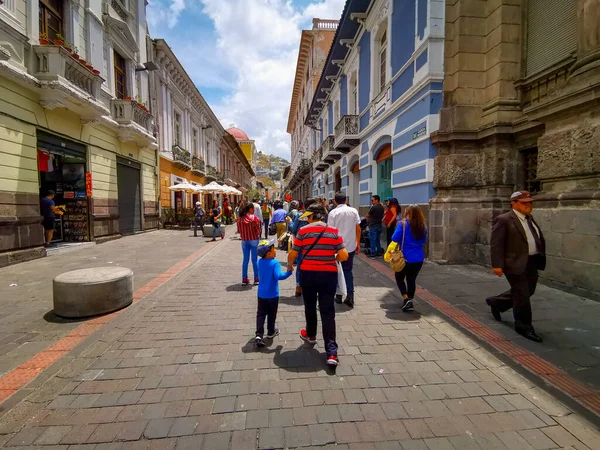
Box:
[192,201,205,237]
[390,205,428,312]
[261,201,272,239]
[383,197,400,247]
[271,201,290,240]
[327,191,361,308]
[40,190,63,247]
[487,191,546,343]
[366,194,385,257]
[254,239,293,347]
[288,203,348,367]
[210,200,224,241]
[237,203,263,286]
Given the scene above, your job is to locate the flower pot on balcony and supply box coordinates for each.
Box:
[71,53,79,61]
[92,69,100,75]
[85,63,93,71]
[125,96,132,101]
[79,58,87,66]
[53,39,64,46]
[39,37,49,45]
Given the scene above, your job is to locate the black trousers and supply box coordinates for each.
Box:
[256,297,279,338]
[386,222,396,247]
[300,270,338,357]
[395,261,423,299]
[488,256,539,332]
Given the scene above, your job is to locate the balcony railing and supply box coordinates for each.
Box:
[33,45,103,101]
[172,145,191,170]
[191,155,205,175]
[312,147,329,171]
[312,18,338,30]
[322,135,341,163]
[334,115,359,151]
[112,99,152,133]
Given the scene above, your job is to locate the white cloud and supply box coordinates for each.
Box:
[149,0,345,161]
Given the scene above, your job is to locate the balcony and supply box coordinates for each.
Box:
[334,115,359,151]
[111,99,153,143]
[191,155,205,176]
[312,147,329,172]
[172,145,191,171]
[205,165,219,182]
[33,45,106,116]
[322,135,342,163]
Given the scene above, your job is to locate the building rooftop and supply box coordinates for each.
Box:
[226,127,250,141]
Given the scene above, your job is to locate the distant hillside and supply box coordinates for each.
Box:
[255,151,289,182]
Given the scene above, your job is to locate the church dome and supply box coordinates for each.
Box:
[226,127,249,141]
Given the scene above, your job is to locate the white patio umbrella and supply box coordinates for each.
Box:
[228,186,243,195]
[196,181,228,194]
[168,181,196,193]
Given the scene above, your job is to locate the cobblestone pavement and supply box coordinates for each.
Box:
[0,236,599,449]
[0,230,209,378]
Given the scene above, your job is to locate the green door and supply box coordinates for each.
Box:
[377,158,393,200]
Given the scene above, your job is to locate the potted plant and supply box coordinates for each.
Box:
[92,68,100,75]
[39,33,49,45]
[85,63,93,71]
[63,40,72,53]
[125,96,132,100]
[53,33,65,47]
[71,46,79,60]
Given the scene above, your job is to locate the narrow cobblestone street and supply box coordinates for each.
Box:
[0,232,599,449]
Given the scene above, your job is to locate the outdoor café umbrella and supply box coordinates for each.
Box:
[168,180,196,193]
[196,181,228,194]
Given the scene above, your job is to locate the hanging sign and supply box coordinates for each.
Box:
[85,172,93,197]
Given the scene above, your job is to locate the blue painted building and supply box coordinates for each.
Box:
[305,0,444,213]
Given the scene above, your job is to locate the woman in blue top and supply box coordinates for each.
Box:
[391,205,428,312]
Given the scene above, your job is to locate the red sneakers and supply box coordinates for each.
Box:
[242,278,250,286]
[299,329,317,345]
[327,355,339,366]
[254,278,259,285]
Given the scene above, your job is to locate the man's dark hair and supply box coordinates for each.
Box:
[304,197,317,209]
[306,203,327,221]
[372,195,381,202]
[47,190,56,196]
[334,191,346,204]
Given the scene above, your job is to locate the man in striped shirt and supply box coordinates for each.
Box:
[288,203,349,366]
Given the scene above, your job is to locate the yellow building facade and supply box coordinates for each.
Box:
[0,0,158,266]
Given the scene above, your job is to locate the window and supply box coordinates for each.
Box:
[522,148,541,193]
[39,0,63,42]
[334,100,340,125]
[113,51,127,99]
[350,73,358,115]
[379,30,388,93]
[192,128,198,153]
[174,112,181,146]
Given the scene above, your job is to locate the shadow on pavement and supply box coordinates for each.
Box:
[279,295,304,306]
[43,310,93,324]
[225,284,253,292]
[273,345,335,374]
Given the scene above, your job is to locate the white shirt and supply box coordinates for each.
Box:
[327,203,361,252]
[513,209,540,256]
[253,203,263,223]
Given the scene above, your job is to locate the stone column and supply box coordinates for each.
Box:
[577,0,600,60]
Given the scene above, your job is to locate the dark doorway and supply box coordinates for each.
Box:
[335,169,342,193]
[117,158,142,235]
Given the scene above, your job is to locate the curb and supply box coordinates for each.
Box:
[357,252,600,425]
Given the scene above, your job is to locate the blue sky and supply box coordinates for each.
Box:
[147,0,346,161]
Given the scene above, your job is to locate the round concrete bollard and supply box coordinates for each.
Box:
[53,267,134,318]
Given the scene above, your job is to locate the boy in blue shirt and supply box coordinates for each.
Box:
[255,239,293,348]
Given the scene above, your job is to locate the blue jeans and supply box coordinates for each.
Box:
[212,221,222,238]
[340,251,355,294]
[242,239,259,280]
[263,219,270,239]
[369,225,382,255]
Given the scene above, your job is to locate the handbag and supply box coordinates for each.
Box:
[336,261,347,296]
[389,221,407,272]
[268,222,277,236]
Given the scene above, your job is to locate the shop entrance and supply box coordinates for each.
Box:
[376,144,393,201]
[37,131,90,243]
[117,157,142,235]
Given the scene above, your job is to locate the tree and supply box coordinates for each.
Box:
[246,188,261,201]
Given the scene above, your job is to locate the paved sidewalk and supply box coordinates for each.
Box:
[1,237,599,449]
[0,230,210,378]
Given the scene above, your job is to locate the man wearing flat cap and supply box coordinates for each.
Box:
[487,191,546,342]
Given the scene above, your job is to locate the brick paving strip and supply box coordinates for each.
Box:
[0,240,222,404]
[358,253,600,419]
[0,237,599,449]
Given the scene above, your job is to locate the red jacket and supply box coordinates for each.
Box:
[237,214,262,241]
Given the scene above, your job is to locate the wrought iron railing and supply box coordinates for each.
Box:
[334,115,359,141]
[192,155,205,173]
[172,145,191,167]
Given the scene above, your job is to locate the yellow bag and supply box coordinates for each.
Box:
[386,222,406,272]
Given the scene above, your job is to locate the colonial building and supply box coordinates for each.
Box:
[0,0,158,266]
[153,38,220,211]
[226,127,257,191]
[430,0,600,298]
[306,0,444,215]
[286,18,338,202]
[221,131,255,200]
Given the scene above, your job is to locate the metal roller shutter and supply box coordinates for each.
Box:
[526,0,577,76]
[117,159,142,235]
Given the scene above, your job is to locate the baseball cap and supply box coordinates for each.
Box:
[299,203,327,220]
[257,239,276,257]
[195,201,201,206]
[510,191,534,202]
[385,197,393,202]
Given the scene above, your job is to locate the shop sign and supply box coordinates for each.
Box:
[85,172,93,197]
[412,126,427,140]
[64,192,75,199]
